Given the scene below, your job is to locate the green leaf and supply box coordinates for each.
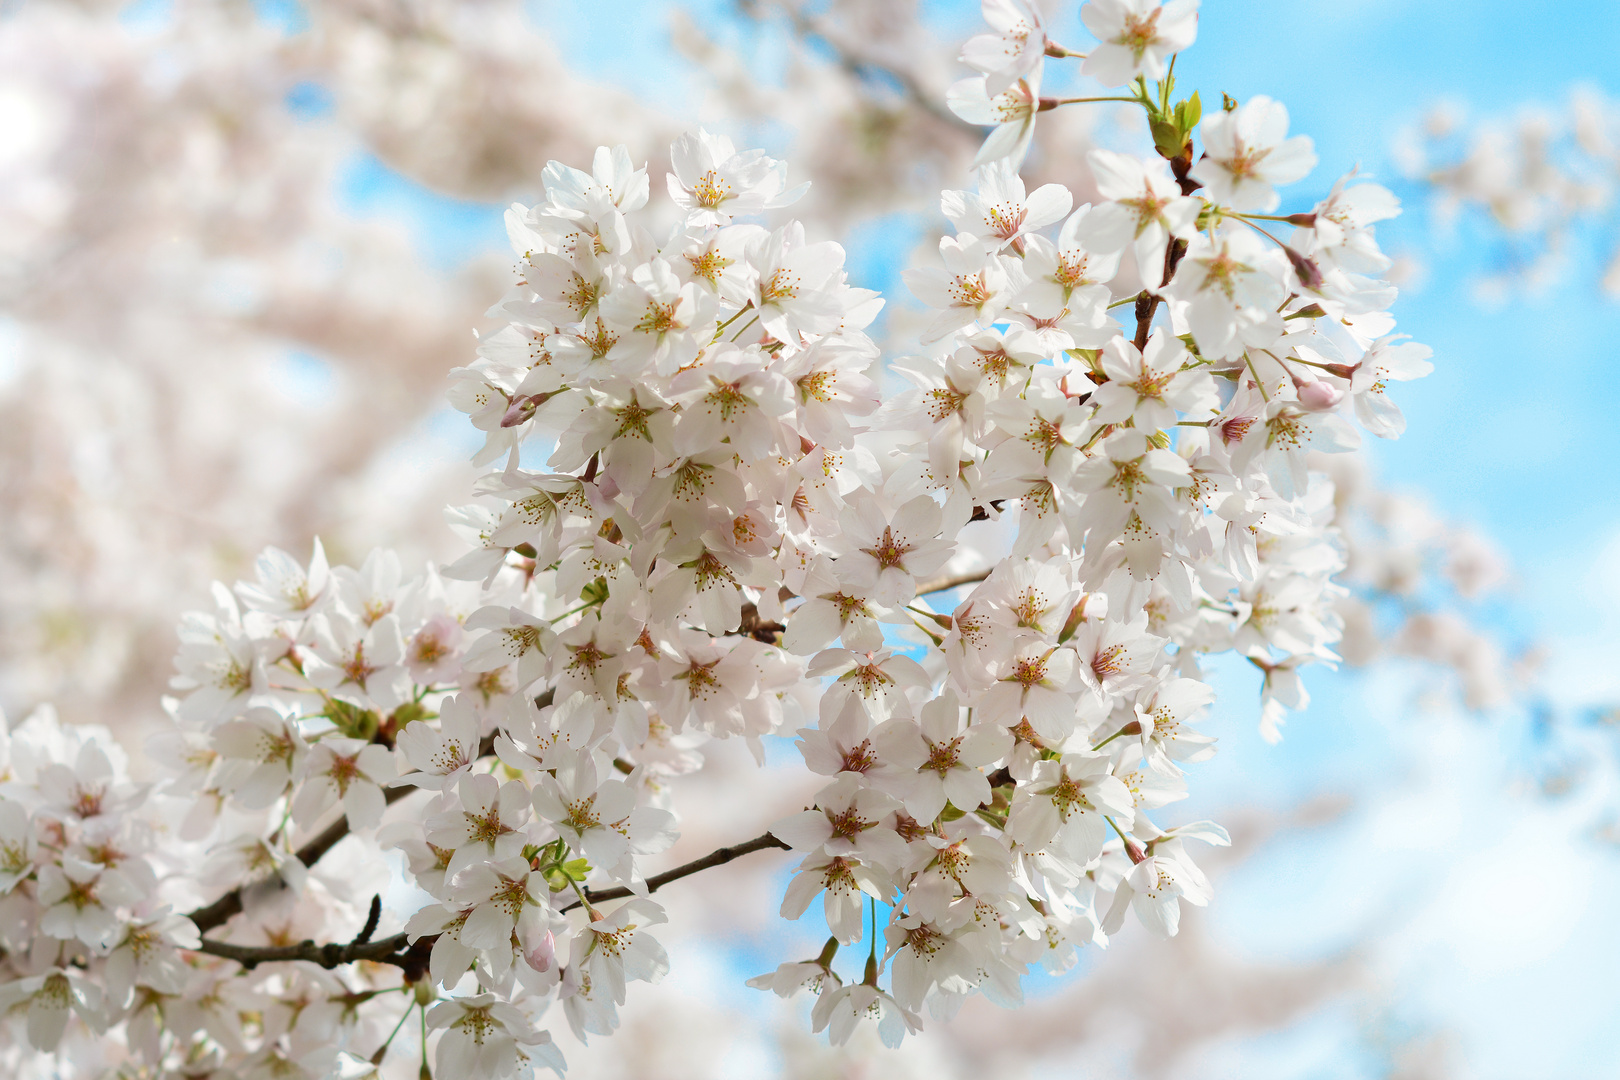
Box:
[389,701,435,730]
[325,698,381,742]
[1150,117,1184,159]
[544,857,593,892]
[1177,91,1201,133]
[579,576,610,606]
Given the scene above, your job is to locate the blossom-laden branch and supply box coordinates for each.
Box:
[0,0,1432,1074]
[191,831,790,973]
[558,832,791,913]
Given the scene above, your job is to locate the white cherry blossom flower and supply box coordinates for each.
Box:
[542,143,650,220]
[394,693,482,791]
[942,159,1072,252]
[783,557,888,656]
[1080,0,1200,87]
[171,584,266,726]
[946,71,1041,168]
[1089,331,1215,431]
[746,956,842,999]
[103,912,201,1007]
[451,855,547,951]
[571,898,670,1006]
[774,774,909,870]
[666,129,807,226]
[1228,399,1361,499]
[977,642,1080,741]
[809,647,932,725]
[428,772,534,880]
[781,851,892,943]
[530,749,637,870]
[1070,430,1192,542]
[211,706,308,809]
[292,738,395,831]
[0,797,36,892]
[1007,752,1134,865]
[37,854,142,949]
[1164,227,1292,361]
[1192,95,1318,212]
[427,993,564,1080]
[832,494,956,605]
[35,740,144,825]
[873,691,1010,823]
[0,968,105,1051]
[1101,851,1205,937]
[1302,173,1401,273]
[811,979,922,1049]
[960,0,1049,95]
[1080,150,1202,280]
[1130,677,1217,772]
[462,605,554,691]
[405,903,478,988]
[1348,335,1434,438]
[747,222,852,340]
[903,234,1014,344]
[884,912,990,1012]
[1015,204,1122,312]
[234,538,331,618]
[302,611,412,713]
[600,257,717,375]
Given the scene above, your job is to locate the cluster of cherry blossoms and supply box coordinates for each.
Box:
[1397,87,1620,300]
[0,0,1436,1075]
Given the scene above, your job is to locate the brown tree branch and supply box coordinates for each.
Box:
[914,569,992,598]
[189,830,791,974]
[187,692,554,934]
[185,782,425,935]
[559,831,790,913]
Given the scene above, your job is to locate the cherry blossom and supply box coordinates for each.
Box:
[0,3,1443,1065]
[1192,95,1318,213]
[290,738,395,832]
[427,993,565,1079]
[1080,0,1200,88]
[960,0,1049,96]
[667,129,808,227]
[1081,149,1202,279]
[947,71,1042,168]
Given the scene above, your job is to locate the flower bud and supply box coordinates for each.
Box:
[523,929,556,973]
[1296,380,1344,411]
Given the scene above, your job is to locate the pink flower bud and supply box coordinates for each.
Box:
[1296,380,1344,411]
[523,929,555,973]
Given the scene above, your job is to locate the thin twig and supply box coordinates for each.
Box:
[189,830,791,974]
[914,569,992,598]
[187,693,554,934]
[559,831,790,913]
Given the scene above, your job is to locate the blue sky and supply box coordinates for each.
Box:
[339,0,1620,1072]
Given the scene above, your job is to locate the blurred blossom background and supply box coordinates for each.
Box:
[3,0,1619,1075]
